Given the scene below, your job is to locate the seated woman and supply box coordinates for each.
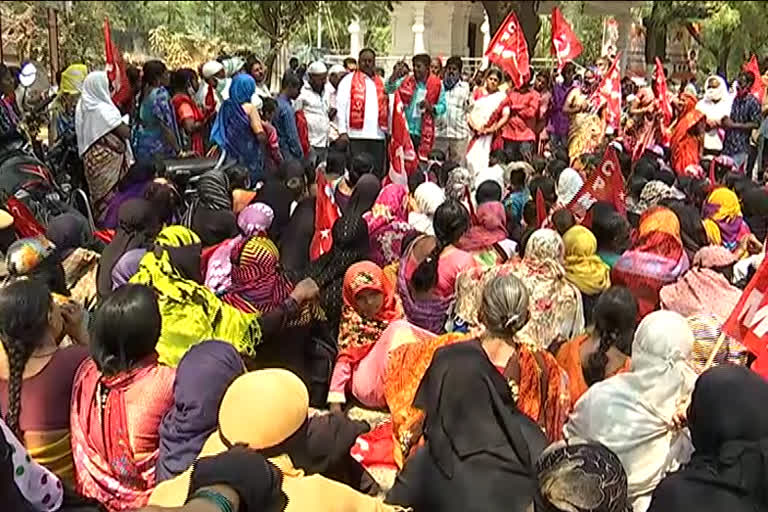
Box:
[562,225,611,322]
[536,440,633,512]
[71,284,175,510]
[334,153,376,215]
[386,287,549,511]
[702,188,752,251]
[407,182,445,236]
[670,92,706,176]
[328,261,404,410]
[398,200,475,334]
[130,226,319,367]
[75,71,133,226]
[453,228,584,349]
[97,198,162,298]
[686,313,747,375]
[648,366,768,512]
[660,245,741,319]
[156,341,245,482]
[134,60,180,163]
[210,73,266,183]
[363,185,414,267]
[455,200,516,266]
[0,279,88,485]
[222,234,322,385]
[183,165,247,247]
[45,213,103,310]
[612,206,690,319]
[205,202,274,294]
[565,310,697,512]
[150,369,399,511]
[554,286,637,408]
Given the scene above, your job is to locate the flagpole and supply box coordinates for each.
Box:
[702,332,727,372]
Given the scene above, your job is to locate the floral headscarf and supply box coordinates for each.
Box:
[338,261,403,349]
[363,184,413,266]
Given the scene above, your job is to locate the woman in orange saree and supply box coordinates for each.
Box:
[671,93,706,176]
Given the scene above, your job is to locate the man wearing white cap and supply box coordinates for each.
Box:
[295,61,330,165]
[336,48,389,176]
[326,64,347,145]
[195,60,230,112]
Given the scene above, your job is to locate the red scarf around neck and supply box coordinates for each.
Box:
[398,73,441,160]
[350,71,388,132]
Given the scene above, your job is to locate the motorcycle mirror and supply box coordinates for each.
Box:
[19,63,37,88]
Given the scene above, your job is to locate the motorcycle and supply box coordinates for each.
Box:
[0,63,74,228]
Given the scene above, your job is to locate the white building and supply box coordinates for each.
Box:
[337,1,644,77]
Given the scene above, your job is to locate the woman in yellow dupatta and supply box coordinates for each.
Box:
[129,226,318,366]
[563,225,611,295]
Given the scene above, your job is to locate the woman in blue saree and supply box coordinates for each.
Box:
[211,73,266,183]
[134,60,181,162]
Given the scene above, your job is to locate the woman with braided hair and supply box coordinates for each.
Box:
[0,279,89,485]
[555,286,638,408]
[396,200,476,334]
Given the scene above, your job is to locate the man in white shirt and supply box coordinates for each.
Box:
[335,48,388,177]
[195,60,230,112]
[435,56,471,165]
[294,61,330,166]
[326,64,347,147]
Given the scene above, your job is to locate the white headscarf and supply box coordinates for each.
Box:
[696,75,733,122]
[74,71,124,156]
[408,182,446,235]
[555,168,584,207]
[564,310,697,512]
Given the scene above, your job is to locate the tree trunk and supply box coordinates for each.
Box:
[481,0,541,54]
[718,32,732,79]
[643,3,666,65]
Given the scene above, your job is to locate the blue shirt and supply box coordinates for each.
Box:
[723,94,761,157]
[275,94,303,160]
[503,187,531,225]
[386,76,447,137]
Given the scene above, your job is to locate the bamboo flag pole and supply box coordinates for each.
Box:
[702,331,728,372]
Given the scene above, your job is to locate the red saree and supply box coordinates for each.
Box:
[170,93,205,156]
[670,93,704,176]
[71,356,175,511]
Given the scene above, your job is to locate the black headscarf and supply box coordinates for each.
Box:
[255,180,294,242]
[661,199,709,262]
[345,173,381,216]
[279,197,315,277]
[536,441,631,512]
[742,188,768,243]
[648,365,768,512]
[46,212,101,260]
[97,199,160,297]
[388,340,546,512]
[306,215,369,331]
[191,208,238,247]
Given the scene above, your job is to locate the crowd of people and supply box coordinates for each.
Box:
[0,41,768,512]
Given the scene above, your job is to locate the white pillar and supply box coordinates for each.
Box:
[412,1,426,55]
[348,19,361,58]
[481,13,490,68]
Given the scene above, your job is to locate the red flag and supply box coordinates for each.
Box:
[567,146,626,221]
[743,55,764,104]
[104,18,131,109]
[550,7,582,70]
[722,256,768,375]
[485,11,530,88]
[589,52,622,130]
[6,197,45,238]
[654,58,672,145]
[535,188,547,228]
[309,172,341,261]
[387,91,418,186]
